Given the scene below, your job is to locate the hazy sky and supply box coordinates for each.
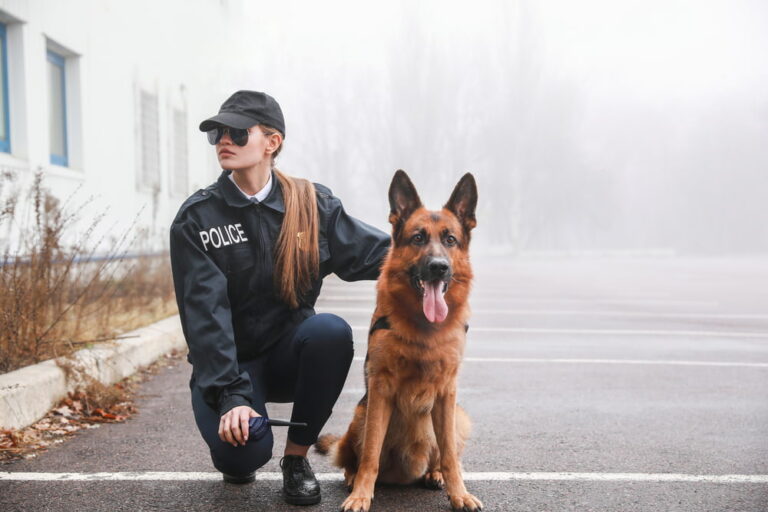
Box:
[227,0,767,255]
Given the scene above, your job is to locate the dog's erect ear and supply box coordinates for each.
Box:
[388,170,422,224]
[388,170,423,245]
[443,173,478,233]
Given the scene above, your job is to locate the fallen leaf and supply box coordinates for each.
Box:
[53,406,73,417]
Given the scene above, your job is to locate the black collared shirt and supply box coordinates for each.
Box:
[169,169,391,415]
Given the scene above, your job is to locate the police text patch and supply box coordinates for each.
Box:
[199,224,248,251]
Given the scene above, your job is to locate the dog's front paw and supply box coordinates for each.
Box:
[423,470,444,489]
[340,494,372,512]
[449,492,484,511]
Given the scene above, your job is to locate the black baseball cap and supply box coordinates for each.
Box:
[199,90,285,137]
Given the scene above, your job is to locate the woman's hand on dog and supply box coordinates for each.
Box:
[219,406,261,447]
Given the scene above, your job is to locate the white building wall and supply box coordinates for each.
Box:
[0,0,250,254]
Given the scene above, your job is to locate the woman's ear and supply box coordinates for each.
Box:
[265,132,283,155]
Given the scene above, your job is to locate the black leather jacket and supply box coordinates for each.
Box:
[169,169,390,415]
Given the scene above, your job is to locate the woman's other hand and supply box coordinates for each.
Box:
[218,406,261,447]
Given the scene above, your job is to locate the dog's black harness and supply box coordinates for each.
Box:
[368,316,469,335]
[369,316,391,335]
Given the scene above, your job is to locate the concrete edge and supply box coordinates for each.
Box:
[0,315,185,430]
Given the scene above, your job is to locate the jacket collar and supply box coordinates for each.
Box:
[217,169,285,213]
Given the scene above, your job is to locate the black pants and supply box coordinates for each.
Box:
[189,313,354,476]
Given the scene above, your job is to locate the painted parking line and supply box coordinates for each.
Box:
[349,326,768,339]
[2,471,767,484]
[319,297,722,308]
[350,357,768,368]
[319,307,768,321]
[461,472,768,483]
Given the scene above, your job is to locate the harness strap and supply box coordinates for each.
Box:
[369,316,469,334]
[369,316,391,335]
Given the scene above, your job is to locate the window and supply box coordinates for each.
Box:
[139,90,160,189]
[47,49,67,166]
[0,22,10,153]
[170,108,188,196]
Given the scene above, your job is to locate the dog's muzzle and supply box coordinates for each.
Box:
[413,258,451,323]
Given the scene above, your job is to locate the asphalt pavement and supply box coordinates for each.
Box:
[2,255,767,511]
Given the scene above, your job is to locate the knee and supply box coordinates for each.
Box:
[210,431,273,475]
[301,313,353,355]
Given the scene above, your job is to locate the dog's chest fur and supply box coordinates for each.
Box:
[368,333,464,416]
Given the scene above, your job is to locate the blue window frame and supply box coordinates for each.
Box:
[0,23,10,153]
[47,49,68,166]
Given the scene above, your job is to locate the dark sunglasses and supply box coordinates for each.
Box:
[206,126,252,146]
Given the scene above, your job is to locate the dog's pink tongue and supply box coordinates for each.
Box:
[423,282,448,323]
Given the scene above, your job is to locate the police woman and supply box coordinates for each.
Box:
[169,90,390,505]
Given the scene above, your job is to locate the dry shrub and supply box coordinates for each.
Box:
[0,169,177,374]
[54,356,131,412]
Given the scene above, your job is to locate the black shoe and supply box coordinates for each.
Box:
[222,471,255,484]
[280,455,321,505]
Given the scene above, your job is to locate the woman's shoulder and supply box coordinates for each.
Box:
[310,182,346,225]
[172,182,219,225]
[311,182,343,211]
[312,181,334,199]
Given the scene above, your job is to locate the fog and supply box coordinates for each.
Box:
[210,0,768,256]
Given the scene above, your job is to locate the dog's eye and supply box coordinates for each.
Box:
[411,233,425,244]
[445,235,457,247]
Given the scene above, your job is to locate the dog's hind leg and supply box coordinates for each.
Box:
[343,468,357,492]
[424,404,471,489]
[336,434,358,491]
[423,443,445,490]
[336,402,367,491]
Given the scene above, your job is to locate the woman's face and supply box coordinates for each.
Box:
[216,124,281,171]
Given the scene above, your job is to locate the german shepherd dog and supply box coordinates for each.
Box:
[315,170,482,512]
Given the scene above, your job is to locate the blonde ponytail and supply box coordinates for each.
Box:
[272,168,319,309]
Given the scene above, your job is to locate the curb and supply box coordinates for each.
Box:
[0,315,185,430]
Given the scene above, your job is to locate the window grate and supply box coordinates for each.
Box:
[139,90,160,189]
[171,108,188,196]
[47,49,67,166]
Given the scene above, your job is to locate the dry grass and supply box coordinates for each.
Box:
[0,169,178,374]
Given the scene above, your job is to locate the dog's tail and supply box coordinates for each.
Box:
[314,433,340,455]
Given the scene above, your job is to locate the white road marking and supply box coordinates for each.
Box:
[2,471,766,483]
[349,326,768,339]
[318,307,768,321]
[349,357,768,368]
[483,310,768,320]
[460,472,768,483]
[341,388,484,395]
[475,297,722,308]
[316,295,376,302]
[319,297,721,307]
[463,358,768,368]
[466,327,768,338]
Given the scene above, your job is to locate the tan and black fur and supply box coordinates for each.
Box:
[315,170,482,512]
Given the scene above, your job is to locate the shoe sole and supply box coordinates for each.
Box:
[223,474,255,484]
[282,491,321,505]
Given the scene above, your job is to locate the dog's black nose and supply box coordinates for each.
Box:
[428,258,450,278]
